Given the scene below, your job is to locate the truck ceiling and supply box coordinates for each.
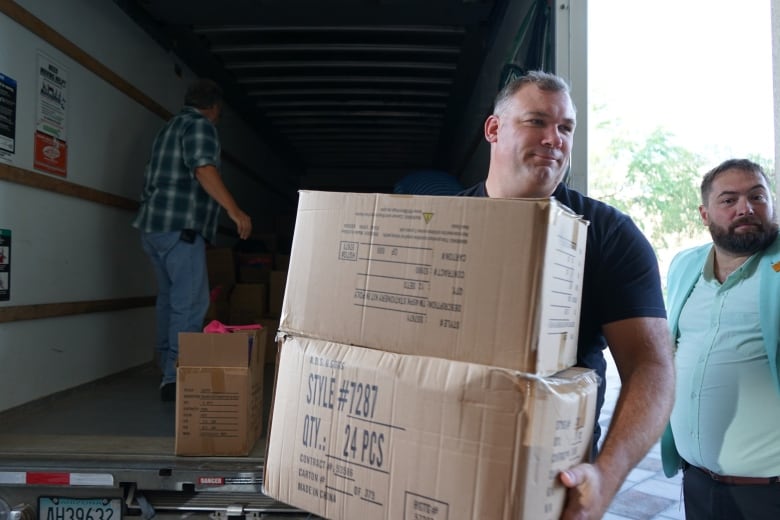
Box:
[113,0,515,194]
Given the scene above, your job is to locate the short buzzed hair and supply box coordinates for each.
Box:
[493,70,575,115]
[700,158,771,205]
[184,78,223,109]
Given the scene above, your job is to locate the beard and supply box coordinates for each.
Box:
[709,215,779,255]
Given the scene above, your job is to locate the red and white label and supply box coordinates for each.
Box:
[0,471,114,486]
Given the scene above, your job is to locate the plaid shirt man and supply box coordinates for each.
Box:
[132,106,221,244]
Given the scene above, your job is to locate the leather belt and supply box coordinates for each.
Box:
[683,461,780,485]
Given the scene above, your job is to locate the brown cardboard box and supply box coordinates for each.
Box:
[206,247,236,287]
[236,252,274,283]
[229,283,266,325]
[264,335,597,520]
[274,252,290,271]
[280,191,588,376]
[175,329,266,456]
[268,270,287,318]
[204,283,233,324]
[258,317,281,365]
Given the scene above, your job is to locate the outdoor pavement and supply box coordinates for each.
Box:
[601,351,685,520]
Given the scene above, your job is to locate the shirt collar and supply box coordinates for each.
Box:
[702,246,761,284]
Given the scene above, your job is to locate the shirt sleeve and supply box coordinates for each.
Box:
[181,117,221,172]
[596,213,667,323]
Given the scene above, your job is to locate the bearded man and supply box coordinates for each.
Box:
[661,158,780,519]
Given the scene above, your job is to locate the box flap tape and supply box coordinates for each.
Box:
[264,335,599,520]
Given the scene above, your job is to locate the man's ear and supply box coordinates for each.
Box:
[484,114,500,143]
[202,104,221,124]
[698,204,709,226]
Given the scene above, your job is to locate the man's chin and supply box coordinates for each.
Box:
[713,228,778,255]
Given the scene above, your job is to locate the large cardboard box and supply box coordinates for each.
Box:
[264,335,597,520]
[280,191,588,376]
[175,330,266,456]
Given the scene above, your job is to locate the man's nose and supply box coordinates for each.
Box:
[542,127,563,148]
[737,198,755,216]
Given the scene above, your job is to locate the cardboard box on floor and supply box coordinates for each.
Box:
[264,335,597,520]
[175,329,266,456]
[280,191,589,376]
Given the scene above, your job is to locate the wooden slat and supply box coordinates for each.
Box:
[0,296,156,323]
[0,163,139,210]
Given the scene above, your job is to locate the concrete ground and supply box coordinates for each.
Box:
[601,351,685,520]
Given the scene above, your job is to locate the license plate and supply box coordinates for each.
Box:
[38,497,122,520]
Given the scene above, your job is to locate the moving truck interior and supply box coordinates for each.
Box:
[0,0,586,518]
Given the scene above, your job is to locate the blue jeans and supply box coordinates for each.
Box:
[141,231,210,385]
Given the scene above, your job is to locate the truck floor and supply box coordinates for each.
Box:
[0,363,313,518]
[0,362,271,458]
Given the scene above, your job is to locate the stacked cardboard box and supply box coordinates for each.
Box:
[204,231,292,364]
[265,336,597,519]
[278,190,588,375]
[204,248,235,324]
[229,283,267,324]
[174,226,294,457]
[264,191,594,519]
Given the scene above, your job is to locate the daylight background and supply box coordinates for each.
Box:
[587,0,774,279]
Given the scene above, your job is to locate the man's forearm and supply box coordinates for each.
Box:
[595,360,675,495]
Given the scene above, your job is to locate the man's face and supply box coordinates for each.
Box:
[485,85,576,198]
[700,168,778,255]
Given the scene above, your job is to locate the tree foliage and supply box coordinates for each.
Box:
[590,110,776,254]
[592,127,705,248]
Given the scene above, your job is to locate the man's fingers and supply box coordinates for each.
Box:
[236,215,252,239]
[561,470,576,488]
[560,465,587,488]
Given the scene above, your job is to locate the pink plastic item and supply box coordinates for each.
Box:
[203,320,263,334]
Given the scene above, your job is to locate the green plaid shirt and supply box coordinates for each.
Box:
[132,107,222,243]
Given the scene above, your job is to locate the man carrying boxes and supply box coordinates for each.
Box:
[460,71,674,517]
[264,71,674,520]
